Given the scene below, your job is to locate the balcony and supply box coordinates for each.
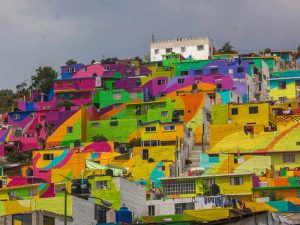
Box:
[276,114,300,123]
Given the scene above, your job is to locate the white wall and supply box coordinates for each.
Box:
[150,37,213,61]
[114,177,147,218]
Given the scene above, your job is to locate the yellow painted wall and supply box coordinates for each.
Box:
[0,196,72,217]
[228,103,269,126]
[183,208,230,221]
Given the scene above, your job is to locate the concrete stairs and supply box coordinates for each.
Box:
[188,145,202,168]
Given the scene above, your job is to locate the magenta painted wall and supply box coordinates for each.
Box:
[142,77,168,97]
[54,77,95,91]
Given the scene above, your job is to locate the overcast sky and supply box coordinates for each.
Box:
[0,0,300,89]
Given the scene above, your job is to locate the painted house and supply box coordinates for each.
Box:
[269,70,300,101]
[92,89,143,111]
[160,173,253,199]
[150,37,214,61]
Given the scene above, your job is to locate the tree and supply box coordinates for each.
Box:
[0,89,15,113]
[295,46,300,60]
[65,59,77,65]
[218,42,238,54]
[92,135,108,142]
[30,66,58,94]
[56,99,77,111]
[35,123,43,137]
[101,57,119,64]
[15,81,28,99]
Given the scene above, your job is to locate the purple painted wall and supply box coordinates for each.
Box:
[114,78,142,92]
[142,77,168,97]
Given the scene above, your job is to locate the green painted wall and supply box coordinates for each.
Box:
[174,60,212,76]
[162,53,181,68]
[89,176,121,210]
[93,89,143,109]
[86,118,138,143]
[61,119,82,146]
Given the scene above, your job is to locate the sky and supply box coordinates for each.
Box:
[0,0,300,89]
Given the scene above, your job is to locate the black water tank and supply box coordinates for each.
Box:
[71,180,81,195]
[106,169,114,176]
[80,180,91,194]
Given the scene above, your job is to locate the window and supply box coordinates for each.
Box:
[210,68,218,74]
[113,92,122,100]
[161,111,169,117]
[43,154,54,160]
[136,79,141,86]
[158,166,166,171]
[142,149,149,160]
[67,126,73,133]
[161,141,177,146]
[9,190,16,198]
[130,93,138,100]
[180,71,188,76]
[296,142,300,146]
[145,126,156,132]
[197,45,204,51]
[67,80,73,86]
[297,190,300,198]
[1,177,7,186]
[237,67,244,73]
[110,121,118,126]
[175,203,195,214]
[148,205,155,216]
[83,67,88,72]
[278,81,286,90]
[13,114,21,120]
[29,187,37,197]
[154,49,159,54]
[230,176,243,186]
[229,68,234,74]
[206,113,211,123]
[178,78,185,84]
[232,108,238,115]
[216,83,222,89]
[203,178,215,186]
[249,106,258,114]
[57,81,63,87]
[68,68,76,73]
[95,180,108,190]
[164,125,175,131]
[283,154,295,163]
[279,97,287,103]
[166,48,172,53]
[181,47,186,52]
[163,180,196,195]
[157,80,166,86]
[91,122,100,129]
[104,65,110,71]
[113,105,122,110]
[194,69,203,75]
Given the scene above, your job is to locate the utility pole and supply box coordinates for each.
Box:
[64,188,67,225]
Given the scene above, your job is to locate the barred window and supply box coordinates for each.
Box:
[163,180,196,195]
[230,176,243,186]
[95,180,108,190]
[283,154,295,163]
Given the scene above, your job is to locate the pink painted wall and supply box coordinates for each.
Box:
[72,64,104,78]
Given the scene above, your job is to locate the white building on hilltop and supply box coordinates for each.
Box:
[150,36,214,61]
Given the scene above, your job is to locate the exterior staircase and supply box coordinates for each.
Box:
[188,145,202,168]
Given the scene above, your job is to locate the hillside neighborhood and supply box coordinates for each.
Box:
[1,36,300,225]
